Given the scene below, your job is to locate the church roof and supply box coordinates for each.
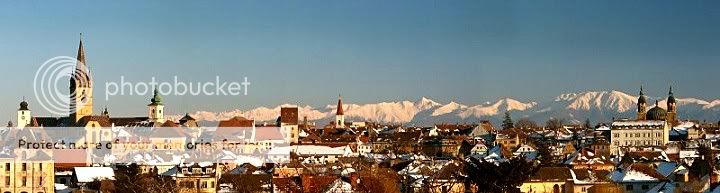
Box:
[638,86,647,104]
[667,86,676,103]
[76,115,112,127]
[18,101,29,111]
[148,88,163,106]
[70,35,91,88]
[646,101,667,121]
[336,97,344,115]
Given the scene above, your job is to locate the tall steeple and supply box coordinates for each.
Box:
[77,33,85,66]
[667,85,677,125]
[336,95,344,116]
[335,95,345,128]
[636,85,647,120]
[70,33,94,123]
[148,88,165,123]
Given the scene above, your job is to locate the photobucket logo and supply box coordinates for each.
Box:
[33,56,91,115]
[105,76,250,100]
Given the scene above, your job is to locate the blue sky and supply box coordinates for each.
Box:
[0,0,719,119]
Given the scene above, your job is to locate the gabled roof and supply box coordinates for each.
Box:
[528,167,572,182]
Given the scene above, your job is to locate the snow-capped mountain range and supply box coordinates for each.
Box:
[170,90,720,126]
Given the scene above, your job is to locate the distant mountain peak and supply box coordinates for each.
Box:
[172,90,720,126]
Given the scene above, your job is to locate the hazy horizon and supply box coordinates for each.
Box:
[1,0,719,119]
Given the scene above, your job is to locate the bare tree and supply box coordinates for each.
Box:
[545,118,565,129]
[514,118,538,129]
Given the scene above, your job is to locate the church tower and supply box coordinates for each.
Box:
[335,95,345,128]
[148,88,165,123]
[636,86,647,120]
[70,35,94,123]
[667,86,677,125]
[17,100,31,128]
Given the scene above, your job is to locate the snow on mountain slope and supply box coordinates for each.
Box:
[431,102,467,116]
[563,91,637,113]
[459,98,536,118]
[172,90,719,126]
[170,105,327,122]
[332,101,427,123]
[705,100,720,110]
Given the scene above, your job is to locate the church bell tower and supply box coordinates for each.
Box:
[70,34,94,123]
[636,86,647,120]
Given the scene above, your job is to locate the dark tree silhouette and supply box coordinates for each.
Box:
[545,118,564,129]
[465,156,536,193]
[584,118,592,129]
[502,111,514,130]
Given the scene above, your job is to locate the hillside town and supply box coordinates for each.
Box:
[4,40,720,193]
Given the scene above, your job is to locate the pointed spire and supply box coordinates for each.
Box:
[637,86,647,105]
[77,33,85,66]
[669,85,674,95]
[655,100,659,106]
[72,33,91,88]
[336,94,344,116]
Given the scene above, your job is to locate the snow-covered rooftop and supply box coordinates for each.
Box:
[74,167,115,183]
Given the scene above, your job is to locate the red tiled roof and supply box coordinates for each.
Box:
[336,98,344,115]
[218,116,254,127]
[280,107,299,125]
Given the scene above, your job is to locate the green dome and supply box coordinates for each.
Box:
[646,101,667,120]
[149,88,163,105]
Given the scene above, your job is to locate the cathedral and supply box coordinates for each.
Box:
[608,86,679,155]
[18,36,180,129]
[635,86,678,125]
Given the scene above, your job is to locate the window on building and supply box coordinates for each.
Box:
[626,185,633,191]
[22,163,26,171]
[5,176,9,186]
[4,163,9,171]
[22,177,26,187]
[642,185,649,190]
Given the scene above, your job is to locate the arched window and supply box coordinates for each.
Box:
[553,184,560,193]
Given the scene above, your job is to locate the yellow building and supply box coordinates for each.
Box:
[520,167,572,193]
[0,151,55,193]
